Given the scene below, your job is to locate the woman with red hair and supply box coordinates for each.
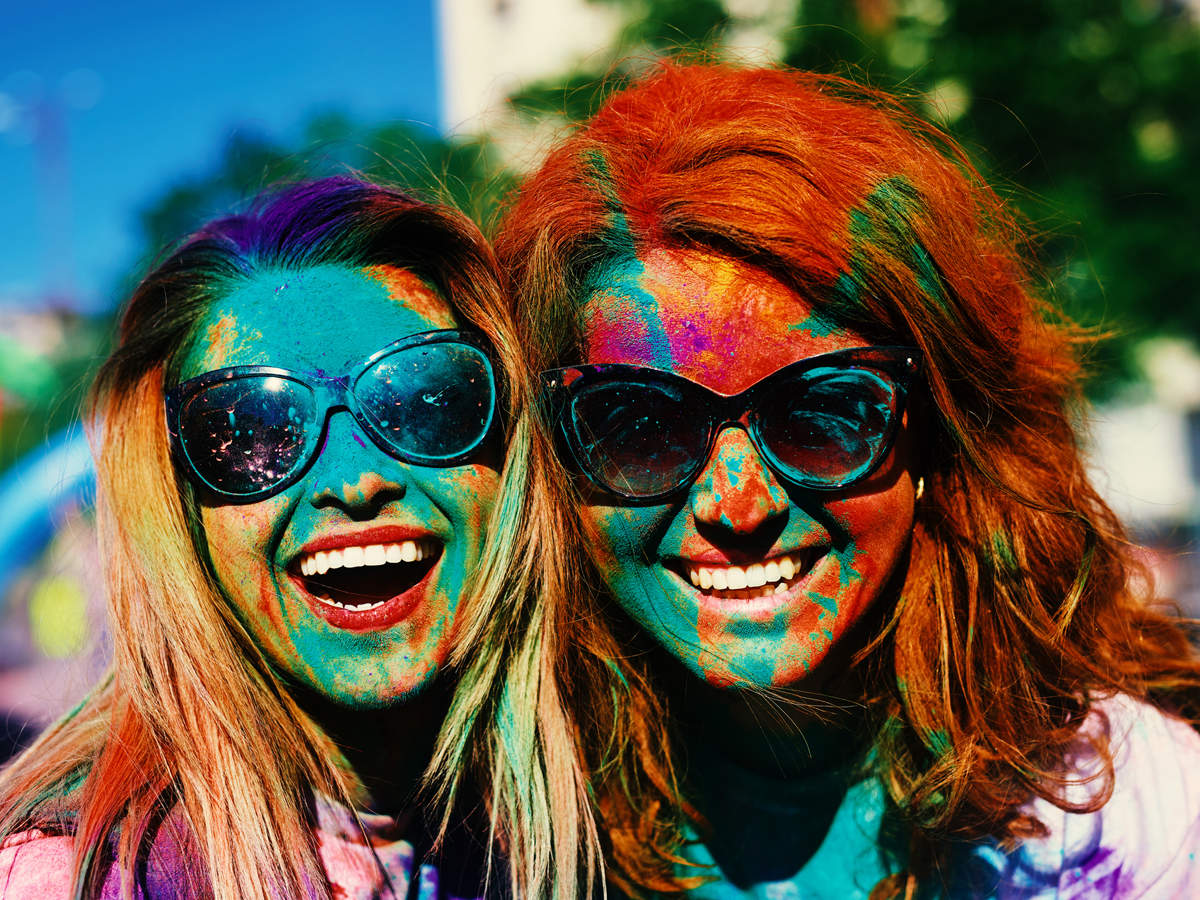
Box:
[460,62,1200,897]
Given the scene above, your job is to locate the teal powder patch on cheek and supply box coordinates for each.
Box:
[830,544,866,590]
[805,589,839,618]
[802,544,866,617]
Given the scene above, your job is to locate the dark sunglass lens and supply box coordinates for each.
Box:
[357,343,495,461]
[567,381,705,498]
[179,376,316,496]
[758,368,899,488]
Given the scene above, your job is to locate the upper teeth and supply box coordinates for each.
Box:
[298,540,436,577]
[684,553,807,592]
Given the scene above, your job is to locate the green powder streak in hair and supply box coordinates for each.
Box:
[582,148,637,259]
[926,729,951,757]
[991,528,1017,572]
[603,655,630,691]
[836,176,949,315]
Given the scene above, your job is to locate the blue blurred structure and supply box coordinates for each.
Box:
[0,427,93,604]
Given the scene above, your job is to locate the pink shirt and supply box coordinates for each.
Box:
[0,795,484,899]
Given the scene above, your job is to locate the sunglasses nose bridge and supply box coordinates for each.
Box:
[309,374,355,414]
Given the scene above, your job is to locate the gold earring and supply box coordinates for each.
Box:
[914,476,925,502]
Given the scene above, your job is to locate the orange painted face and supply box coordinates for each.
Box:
[578,248,917,688]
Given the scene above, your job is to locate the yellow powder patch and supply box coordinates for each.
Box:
[203,314,240,368]
[362,264,456,329]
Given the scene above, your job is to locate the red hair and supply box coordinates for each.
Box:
[494,61,1200,896]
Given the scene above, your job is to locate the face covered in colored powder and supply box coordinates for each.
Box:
[177,265,499,707]
[577,248,917,689]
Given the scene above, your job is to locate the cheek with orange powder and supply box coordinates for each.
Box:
[201,499,290,647]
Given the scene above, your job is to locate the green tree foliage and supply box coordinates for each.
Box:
[134,115,516,285]
[783,0,1200,385]
[0,312,100,473]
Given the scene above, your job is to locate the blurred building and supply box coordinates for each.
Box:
[1089,338,1200,615]
[435,0,623,168]
[434,0,799,169]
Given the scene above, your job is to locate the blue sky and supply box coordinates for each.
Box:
[0,0,440,313]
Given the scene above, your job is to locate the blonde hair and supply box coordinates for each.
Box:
[0,176,526,899]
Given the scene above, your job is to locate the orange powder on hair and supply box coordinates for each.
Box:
[362,265,454,327]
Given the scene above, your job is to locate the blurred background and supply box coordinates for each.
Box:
[1,0,1198,757]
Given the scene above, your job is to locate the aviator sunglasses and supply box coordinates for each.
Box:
[540,346,921,502]
[166,329,498,502]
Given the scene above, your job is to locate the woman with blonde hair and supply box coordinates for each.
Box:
[0,176,529,898]
[468,62,1200,897]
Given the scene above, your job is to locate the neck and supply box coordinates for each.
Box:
[674,582,897,778]
[294,679,452,816]
[673,662,866,779]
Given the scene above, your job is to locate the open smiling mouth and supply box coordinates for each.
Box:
[672,550,822,601]
[291,540,441,612]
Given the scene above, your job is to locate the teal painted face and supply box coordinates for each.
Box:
[580,248,916,689]
[180,264,499,707]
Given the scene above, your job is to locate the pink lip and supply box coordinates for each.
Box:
[295,524,441,558]
[663,549,829,620]
[677,567,818,619]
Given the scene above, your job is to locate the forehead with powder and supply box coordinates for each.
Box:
[582,248,862,394]
[180,264,456,379]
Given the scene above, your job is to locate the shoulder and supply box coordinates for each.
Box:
[0,830,76,897]
[0,809,208,900]
[952,694,1200,898]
